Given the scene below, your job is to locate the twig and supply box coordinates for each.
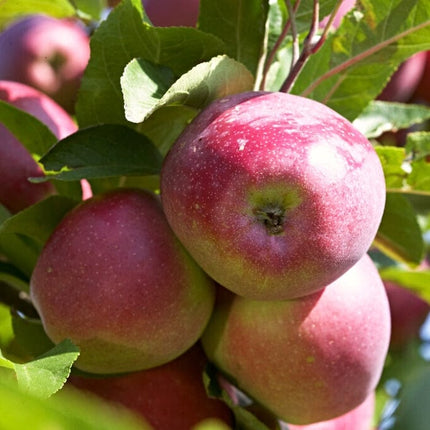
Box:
[259,0,301,91]
[280,0,320,93]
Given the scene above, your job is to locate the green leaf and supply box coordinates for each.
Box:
[76,0,226,127]
[14,339,80,398]
[0,0,76,28]
[379,267,430,304]
[0,372,150,430]
[353,101,430,139]
[375,146,408,190]
[0,100,58,158]
[0,195,77,249]
[0,348,14,370]
[122,59,176,123]
[292,0,430,121]
[73,0,105,21]
[139,105,198,156]
[199,0,269,76]
[39,125,163,181]
[123,55,255,124]
[406,131,430,160]
[374,193,424,266]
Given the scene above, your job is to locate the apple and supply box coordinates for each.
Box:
[384,281,429,350]
[201,254,391,425]
[286,392,375,430]
[377,52,427,102]
[30,188,216,374]
[68,343,234,430]
[160,91,386,300]
[319,0,356,30]
[0,15,90,113]
[412,50,430,104]
[142,0,200,27]
[0,80,78,214]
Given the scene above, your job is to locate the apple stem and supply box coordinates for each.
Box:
[0,280,39,319]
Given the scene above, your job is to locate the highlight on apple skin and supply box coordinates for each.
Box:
[160,91,386,301]
[0,80,77,214]
[201,254,391,425]
[0,15,90,113]
[30,188,216,374]
[68,343,234,430]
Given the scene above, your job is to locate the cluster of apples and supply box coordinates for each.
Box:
[27,87,390,430]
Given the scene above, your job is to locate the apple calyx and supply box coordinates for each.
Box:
[48,52,67,72]
[254,204,285,235]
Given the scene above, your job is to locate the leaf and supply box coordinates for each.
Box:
[0,377,150,430]
[199,0,269,76]
[122,59,176,123]
[0,100,57,158]
[39,125,163,181]
[374,193,424,266]
[139,105,198,156]
[0,195,78,248]
[353,101,430,139]
[0,0,76,28]
[123,55,255,123]
[14,339,80,398]
[292,0,430,121]
[379,267,430,304]
[73,0,105,21]
[375,146,408,189]
[76,0,226,128]
[0,349,14,370]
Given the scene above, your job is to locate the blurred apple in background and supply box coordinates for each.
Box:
[0,80,77,213]
[0,15,90,113]
[319,0,356,30]
[384,281,430,350]
[412,50,430,104]
[377,52,427,103]
[142,0,200,27]
[69,343,234,430]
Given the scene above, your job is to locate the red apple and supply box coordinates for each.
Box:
[0,80,77,214]
[142,0,200,27]
[377,52,427,103]
[69,343,234,430]
[319,0,356,30]
[286,392,375,430]
[0,15,90,113]
[30,188,216,374]
[384,281,429,350]
[412,50,430,104]
[160,91,386,300]
[201,254,391,424]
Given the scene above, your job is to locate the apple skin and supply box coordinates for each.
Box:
[413,50,430,104]
[201,254,391,425]
[0,80,77,214]
[68,343,234,430]
[384,281,429,350]
[160,91,386,300]
[319,0,356,30]
[30,188,216,374]
[0,15,90,113]
[142,0,200,27]
[377,52,427,103]
[286,392,375,430]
